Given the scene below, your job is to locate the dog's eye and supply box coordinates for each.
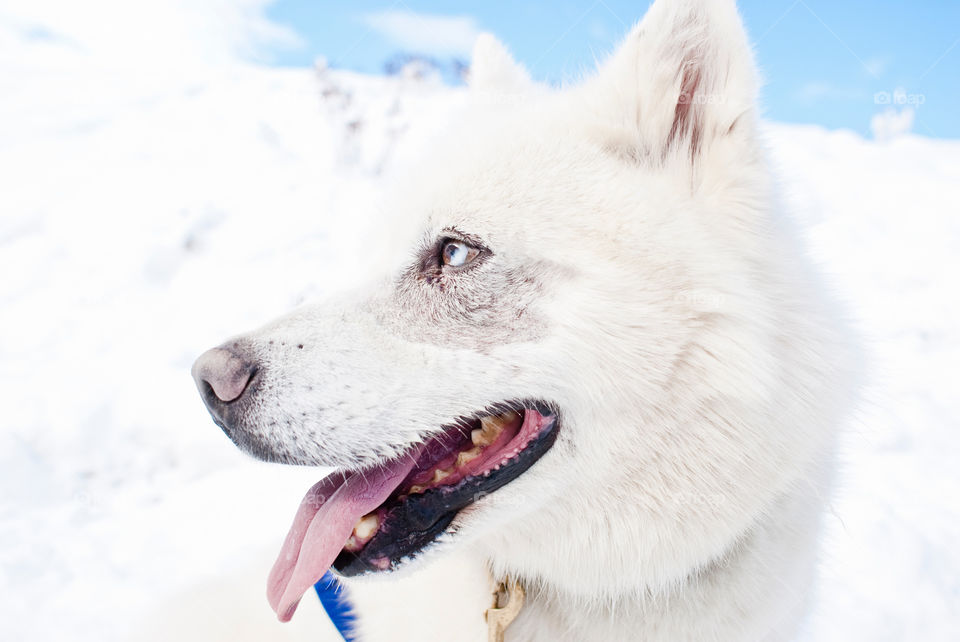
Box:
[441,240,480,267]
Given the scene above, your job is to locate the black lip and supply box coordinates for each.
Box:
[333,407,559,577]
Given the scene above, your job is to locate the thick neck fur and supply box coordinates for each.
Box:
[346,456,831,642]
[506,479,827,641]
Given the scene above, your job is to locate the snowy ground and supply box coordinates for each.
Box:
[1,3,958,640]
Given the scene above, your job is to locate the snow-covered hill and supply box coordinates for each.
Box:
[1,3,958,640]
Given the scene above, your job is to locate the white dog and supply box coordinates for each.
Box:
[190,0,857,639]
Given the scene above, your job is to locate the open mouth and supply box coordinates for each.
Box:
[267,401,559,621]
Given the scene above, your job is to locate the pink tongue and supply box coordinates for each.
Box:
[267,459,416,621]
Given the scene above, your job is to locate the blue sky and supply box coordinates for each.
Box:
[265,1,960,139]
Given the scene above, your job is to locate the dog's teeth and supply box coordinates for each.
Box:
[354,513,379,540]
[409,484,426,495]
[344,514,379,554]
[432,468,451,483]
[473,413,509,446]
[456,446,482,467]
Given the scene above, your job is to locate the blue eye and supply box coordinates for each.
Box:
[441,240,480,267]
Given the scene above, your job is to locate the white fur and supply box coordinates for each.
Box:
[184,1,858,639]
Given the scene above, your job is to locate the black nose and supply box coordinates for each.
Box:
[191,347,258,422]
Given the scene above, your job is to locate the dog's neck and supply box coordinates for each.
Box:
[347,473,828,642]
[496,483,825,642]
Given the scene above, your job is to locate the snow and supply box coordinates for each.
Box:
[871,107,916,142]
[1,2,958,640]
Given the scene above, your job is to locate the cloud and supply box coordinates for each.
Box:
[871,107,914,141]
[0,0,302,71]
[360,10,481,57]
[795,82,833,103]
[794,82,863,105]
[864,56,890,77]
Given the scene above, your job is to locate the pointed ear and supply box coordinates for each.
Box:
[588,0,758,163]
[469,33,533,93]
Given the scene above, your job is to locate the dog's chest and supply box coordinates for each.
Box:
[345,551,492,642]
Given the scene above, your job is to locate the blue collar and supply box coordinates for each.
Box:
[314,571,356,641]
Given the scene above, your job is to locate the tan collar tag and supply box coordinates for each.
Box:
[485,576,525,642]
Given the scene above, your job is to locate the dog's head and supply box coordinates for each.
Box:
[192,0,852,620]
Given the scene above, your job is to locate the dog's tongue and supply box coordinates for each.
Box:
[267,459,416,621]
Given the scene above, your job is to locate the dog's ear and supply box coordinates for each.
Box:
[588,0,758,163]
[469,33,532,93]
